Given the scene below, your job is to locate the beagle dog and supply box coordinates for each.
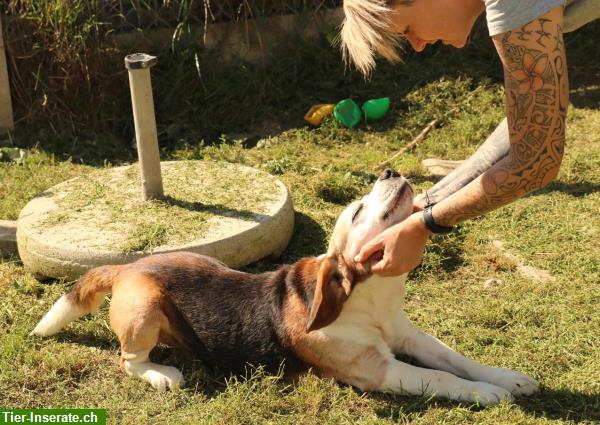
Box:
[31,169,539,405]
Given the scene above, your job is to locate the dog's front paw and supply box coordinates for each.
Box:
[449,381,514,406]
[487,368,539,396]
[144,365,184,391]
[466,381,514,406]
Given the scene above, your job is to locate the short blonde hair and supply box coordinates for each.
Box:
[340,0,406,76]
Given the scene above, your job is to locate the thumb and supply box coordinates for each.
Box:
[354,239,384,264]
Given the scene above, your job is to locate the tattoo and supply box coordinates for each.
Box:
[513,18,553,47]
[434,12,568,226]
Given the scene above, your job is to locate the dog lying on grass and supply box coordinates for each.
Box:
[31,168,538,405]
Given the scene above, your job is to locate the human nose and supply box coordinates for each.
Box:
[404,32,426,52]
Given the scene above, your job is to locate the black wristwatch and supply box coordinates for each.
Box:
[423,204,454,234]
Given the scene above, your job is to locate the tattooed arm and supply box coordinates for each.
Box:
[356,7,569,276]
[431,6,569,227]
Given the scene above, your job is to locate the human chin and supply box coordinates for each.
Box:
[450,36,467,48]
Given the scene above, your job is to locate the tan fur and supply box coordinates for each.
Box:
[109,272,170,367]
[67,265,121,312]
[282,259,326,365]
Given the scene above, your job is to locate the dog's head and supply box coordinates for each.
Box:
[306,169,414,331]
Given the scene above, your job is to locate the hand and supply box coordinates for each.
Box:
[354,212,432,276]
[412,193,427,212]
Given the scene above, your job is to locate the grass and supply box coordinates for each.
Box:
[34,161,282,252]
[1,19,599,425]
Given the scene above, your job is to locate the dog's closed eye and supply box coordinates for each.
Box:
[352,204,363,222]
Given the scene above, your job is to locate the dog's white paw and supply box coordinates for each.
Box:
[487,367,539,396]
[144,365,184,391]
[125,361,185,391]
[465,381,514,406]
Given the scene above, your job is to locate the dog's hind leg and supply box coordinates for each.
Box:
[110,273,184,391]
[392,314,539,396]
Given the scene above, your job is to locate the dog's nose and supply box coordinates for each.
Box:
[380,168,400,180]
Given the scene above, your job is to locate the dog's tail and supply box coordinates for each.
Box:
[31,265,122,336]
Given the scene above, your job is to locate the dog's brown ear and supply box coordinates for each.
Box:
[306,256,353,332]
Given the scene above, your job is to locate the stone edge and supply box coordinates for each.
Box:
[16,163,295,280]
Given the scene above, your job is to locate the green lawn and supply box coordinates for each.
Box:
[1,23,599,424]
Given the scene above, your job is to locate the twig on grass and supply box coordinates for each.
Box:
[374,118,439,171]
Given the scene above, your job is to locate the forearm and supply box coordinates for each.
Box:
[429,7,568,227]
[431,147,562,227]
[415,118,510,209]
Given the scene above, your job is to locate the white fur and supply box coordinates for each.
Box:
[30,295,86,336]
[122,352,184,391]
[317,274,538,405]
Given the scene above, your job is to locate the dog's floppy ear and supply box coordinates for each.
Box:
[306,256,354,332]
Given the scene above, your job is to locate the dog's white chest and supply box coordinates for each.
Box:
[320,274,408,346]
[346,274,407,319]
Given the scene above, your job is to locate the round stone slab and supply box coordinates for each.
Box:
[17,161,294,280]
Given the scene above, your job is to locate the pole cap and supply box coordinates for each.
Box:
[125,53,157,70]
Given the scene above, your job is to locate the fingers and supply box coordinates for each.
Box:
[413,194,428,211]
[371,255,400,276]
[370,259,388,274]
[354,239,384,264]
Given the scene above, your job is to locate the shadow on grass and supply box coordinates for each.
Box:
[279,211,328,261]
[411,227,468,279]
[54,329,118,351]
[570,85,600,109]
[366,388,600,423]
[514,388,600,423]
[242,211,327,274]
[565,22,600,110]
[538,180,600,197]
[163,195,270,222]
[406,173,443,187]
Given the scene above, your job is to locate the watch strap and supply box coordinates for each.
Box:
[423,204,453,234]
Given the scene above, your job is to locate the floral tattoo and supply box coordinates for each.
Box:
[433,10,569,227]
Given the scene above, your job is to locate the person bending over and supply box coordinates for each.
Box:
[341,0,599,275]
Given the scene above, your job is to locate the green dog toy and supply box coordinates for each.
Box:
[333,97,390,128]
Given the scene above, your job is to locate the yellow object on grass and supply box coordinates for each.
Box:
[304,104,335,126]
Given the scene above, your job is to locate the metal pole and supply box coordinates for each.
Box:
[125,53,164,200]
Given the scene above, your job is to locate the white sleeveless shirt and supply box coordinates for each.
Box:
[484,0,600,35]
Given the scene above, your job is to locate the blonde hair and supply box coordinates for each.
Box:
[340,0,406,76]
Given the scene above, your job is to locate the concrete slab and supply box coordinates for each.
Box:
[17,161,294,280]
[422,158,465,177]
[0,219,17,256]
